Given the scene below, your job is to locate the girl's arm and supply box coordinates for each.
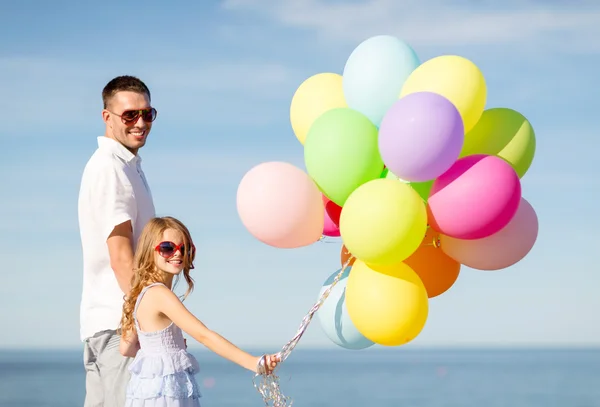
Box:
[149,285,268,373]
[119,328,140,358]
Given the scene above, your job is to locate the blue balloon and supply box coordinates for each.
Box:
[316,267,374,350]
[342,35,420,127]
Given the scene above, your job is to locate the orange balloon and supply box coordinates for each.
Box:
[340,244,356,267]
[404,226,460,298]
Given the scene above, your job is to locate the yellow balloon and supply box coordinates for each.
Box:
[290,73,347,145]
[346,260,429,346]
[339,178,427,265]
[400,55,487,133]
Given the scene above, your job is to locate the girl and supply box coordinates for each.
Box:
[119,216,280,406]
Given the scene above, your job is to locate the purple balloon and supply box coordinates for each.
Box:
[378,92,464,182]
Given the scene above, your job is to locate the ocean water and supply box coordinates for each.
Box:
[0,348,599,407]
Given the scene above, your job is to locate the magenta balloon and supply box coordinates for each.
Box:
[427,155,521,240]
[321,195,340,237]
[440,198,538,270]
[378,92,464,182]
[323,207,341,237]
[236,161,324,248]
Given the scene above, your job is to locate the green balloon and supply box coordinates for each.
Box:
[410,179,434,202]
[460,108,536,178]
[385,170,433,202]
[304,108,384,206]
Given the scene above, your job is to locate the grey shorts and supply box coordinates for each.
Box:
[83,329,133,407]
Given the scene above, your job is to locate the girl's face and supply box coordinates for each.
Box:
[154,228,188,275]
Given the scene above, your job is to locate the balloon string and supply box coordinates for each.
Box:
[318,235,342,244]
[423,225,442,249]
[252,256,355,407]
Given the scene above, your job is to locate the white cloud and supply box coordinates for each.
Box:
[221,0,600,51]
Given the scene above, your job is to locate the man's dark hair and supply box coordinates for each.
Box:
[102,75,151,109]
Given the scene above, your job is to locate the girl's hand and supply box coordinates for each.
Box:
[256,354,281,375]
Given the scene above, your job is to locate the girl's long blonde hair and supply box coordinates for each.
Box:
[120,216,196,336]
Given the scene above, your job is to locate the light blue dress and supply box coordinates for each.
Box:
[125,282,202,407]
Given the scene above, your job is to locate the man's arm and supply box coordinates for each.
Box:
[91,163,137,294]
[107,220,135,294]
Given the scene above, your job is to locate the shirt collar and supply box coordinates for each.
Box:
[97,136,140,164]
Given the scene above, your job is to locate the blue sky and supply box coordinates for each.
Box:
[1,0,599,351]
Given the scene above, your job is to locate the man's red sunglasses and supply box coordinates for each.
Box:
[155,241,196,259]
[111,107,158,125]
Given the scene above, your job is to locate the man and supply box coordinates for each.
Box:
[78,75,157,407]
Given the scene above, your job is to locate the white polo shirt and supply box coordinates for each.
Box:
[78,136,156,341]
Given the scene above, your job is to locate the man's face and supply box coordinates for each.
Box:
[103,91,154,154]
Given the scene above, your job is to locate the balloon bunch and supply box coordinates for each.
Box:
[237,34,538,352]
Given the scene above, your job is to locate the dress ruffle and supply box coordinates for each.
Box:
[127,351,202,400]
[129,349,200,378]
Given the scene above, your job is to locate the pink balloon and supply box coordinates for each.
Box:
[440,198,538,270]
[322,195,341,237]
[427,155,521,240]
[236,162,324,248]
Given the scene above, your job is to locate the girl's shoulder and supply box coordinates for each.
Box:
[138,282,175,303]
[142,282,169,292]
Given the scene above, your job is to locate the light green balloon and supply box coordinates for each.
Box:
[304,108,384,206]
[460,108,536,178]
[410,179,433,202]
[385,170,433,202]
